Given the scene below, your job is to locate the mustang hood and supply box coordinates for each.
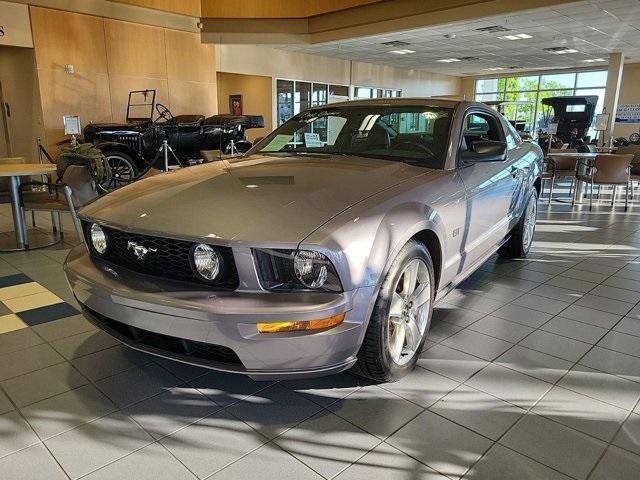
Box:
[80,154,430,244]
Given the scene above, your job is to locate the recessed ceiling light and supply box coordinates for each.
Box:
[498,33,532,40]
[437,58,461,63]
[544,47,580,54]
[389,49,416,55]
[484,67,506,71]
[583,58,606,63]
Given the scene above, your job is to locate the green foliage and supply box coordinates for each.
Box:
[57,143,111,184]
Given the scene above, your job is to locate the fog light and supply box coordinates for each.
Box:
[256,313,345,333]
[90,223,107,254]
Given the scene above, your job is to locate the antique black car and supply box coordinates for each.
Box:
[83,90,264,190]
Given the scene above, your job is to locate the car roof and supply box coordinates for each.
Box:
[307,97,487,110]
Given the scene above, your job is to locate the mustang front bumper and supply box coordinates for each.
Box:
[63,246,375,380]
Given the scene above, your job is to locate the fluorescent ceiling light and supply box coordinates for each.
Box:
[484,67,506,71]
[583,58,606,63]
[544,47,580,54]
[389,49,415,54]
[498,33,532,40]
[437,58,461,63]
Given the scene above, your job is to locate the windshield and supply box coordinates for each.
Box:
[253,105,454,169]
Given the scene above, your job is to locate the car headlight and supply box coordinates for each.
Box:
[89,223,107,254]
[253,248,342,292]
[191,244,222,281]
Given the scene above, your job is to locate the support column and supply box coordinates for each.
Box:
[603,52,624,144]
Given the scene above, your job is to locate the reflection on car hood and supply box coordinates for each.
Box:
[80,154,432,243]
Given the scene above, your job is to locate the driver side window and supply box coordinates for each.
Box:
[461,112,503,152]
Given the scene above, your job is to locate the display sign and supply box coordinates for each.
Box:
[615,104,640,124]
[63,115,81,135]
[304,132,322,147]
[594,113,610,131]
[0,1,33,48]
[548,123,558,135]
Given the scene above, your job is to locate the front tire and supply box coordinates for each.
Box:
[99,151,138,193]
[353,240,434,382]
[499,189,538,259]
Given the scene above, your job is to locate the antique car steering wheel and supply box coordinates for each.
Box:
[155,103,174,123]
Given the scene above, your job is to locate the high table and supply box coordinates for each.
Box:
[546,152,599,204]
[0,163,59,251]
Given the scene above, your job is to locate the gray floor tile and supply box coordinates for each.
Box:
[511,294,571,315]
[210,443,323,480]
[380,366,459,408]
[126,386,220,439]
[418,344,489,383]
[44,411,153,479]
[589,445,640,480]
[440,291,506,314]
[0,387,14,415]
[191,370,274,407]
[465,364,552,409]
[558,304,622,329]
[1,361,88,407]
[430,384,525,440]
[612,413,640,456]
[0,328,44,356]
[72,345,154,382]
[530,283,585,303]
[573,261,620,276]
[532,385,629,441]
[575,294,635,316]
[329,385,423,439]
[0,443,67,480]
[431,305,485,328]
[559,268,610,284]
[590,285,640,303]
[50,330,119,360]
[152,358,209,382]
[72,442,197,480]
[0,343,65,382]
[387,410,492,479]
[490,304,553,328]
[558,365,640,411]
[442,329,513,361]
[282,372,364,408]
[31,314,95,342]
[335,442,448,480]
[0,410,40,457]
[500,413,607,479]
[614,317,640,337]
[427,319,464,343]
[95,362,181,409]
[519,329,592,362]
[542,316,609,344]
[159,409,265,478]
[580,346,640,383]
[604,275,640,292]
[494,345,573,383]
[467,315,534,343]
[227,384,323,440]
[505,268,554,284]
[274,411,380,479]
[598,330,640,358]
[20,384,117,439]
[463,443,572,480]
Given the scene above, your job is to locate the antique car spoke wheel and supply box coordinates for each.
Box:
[100,154,137,192]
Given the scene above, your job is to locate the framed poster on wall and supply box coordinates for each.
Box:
[229,95,243,116]
[615,104,640,124]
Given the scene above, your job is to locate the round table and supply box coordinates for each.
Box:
[545,152,602,204]
[0,163,59,251]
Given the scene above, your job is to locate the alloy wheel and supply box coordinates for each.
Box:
[387,258,431,366]
[522,195,537,251]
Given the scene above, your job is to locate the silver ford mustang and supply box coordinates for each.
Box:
[64,98,542,381]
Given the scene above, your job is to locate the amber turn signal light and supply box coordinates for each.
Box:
[256,313,345,333]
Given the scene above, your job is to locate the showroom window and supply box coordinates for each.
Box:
[474,70,607,138]
[277,79,401,127]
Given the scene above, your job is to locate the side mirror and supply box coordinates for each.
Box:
[461,140,507,163]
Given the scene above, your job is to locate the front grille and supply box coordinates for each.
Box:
[83,305,243,367]
[116,134,141,151]
[83,221,238,288]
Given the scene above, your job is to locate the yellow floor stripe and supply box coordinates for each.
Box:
[3,291,64,313]
[0,282,48,301]
[0,314,28,334]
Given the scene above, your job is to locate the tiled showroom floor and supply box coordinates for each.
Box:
[1,193,640,480]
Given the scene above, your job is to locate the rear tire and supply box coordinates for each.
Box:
[353,240,434,383]
[499,189,537,259]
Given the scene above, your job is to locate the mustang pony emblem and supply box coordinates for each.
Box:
[127,241,157,260]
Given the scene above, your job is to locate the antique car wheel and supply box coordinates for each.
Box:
[99,152,138,193]
[354,240,434,382]
[499,189,538,258]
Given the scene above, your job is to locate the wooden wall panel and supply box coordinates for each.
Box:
[168,80,216,116]
[30,7,108,74]
[104,19,167,78]
[109,75,169,122]
[165,30,216,83]
[201,0,384,18]
[110,0,201,18]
